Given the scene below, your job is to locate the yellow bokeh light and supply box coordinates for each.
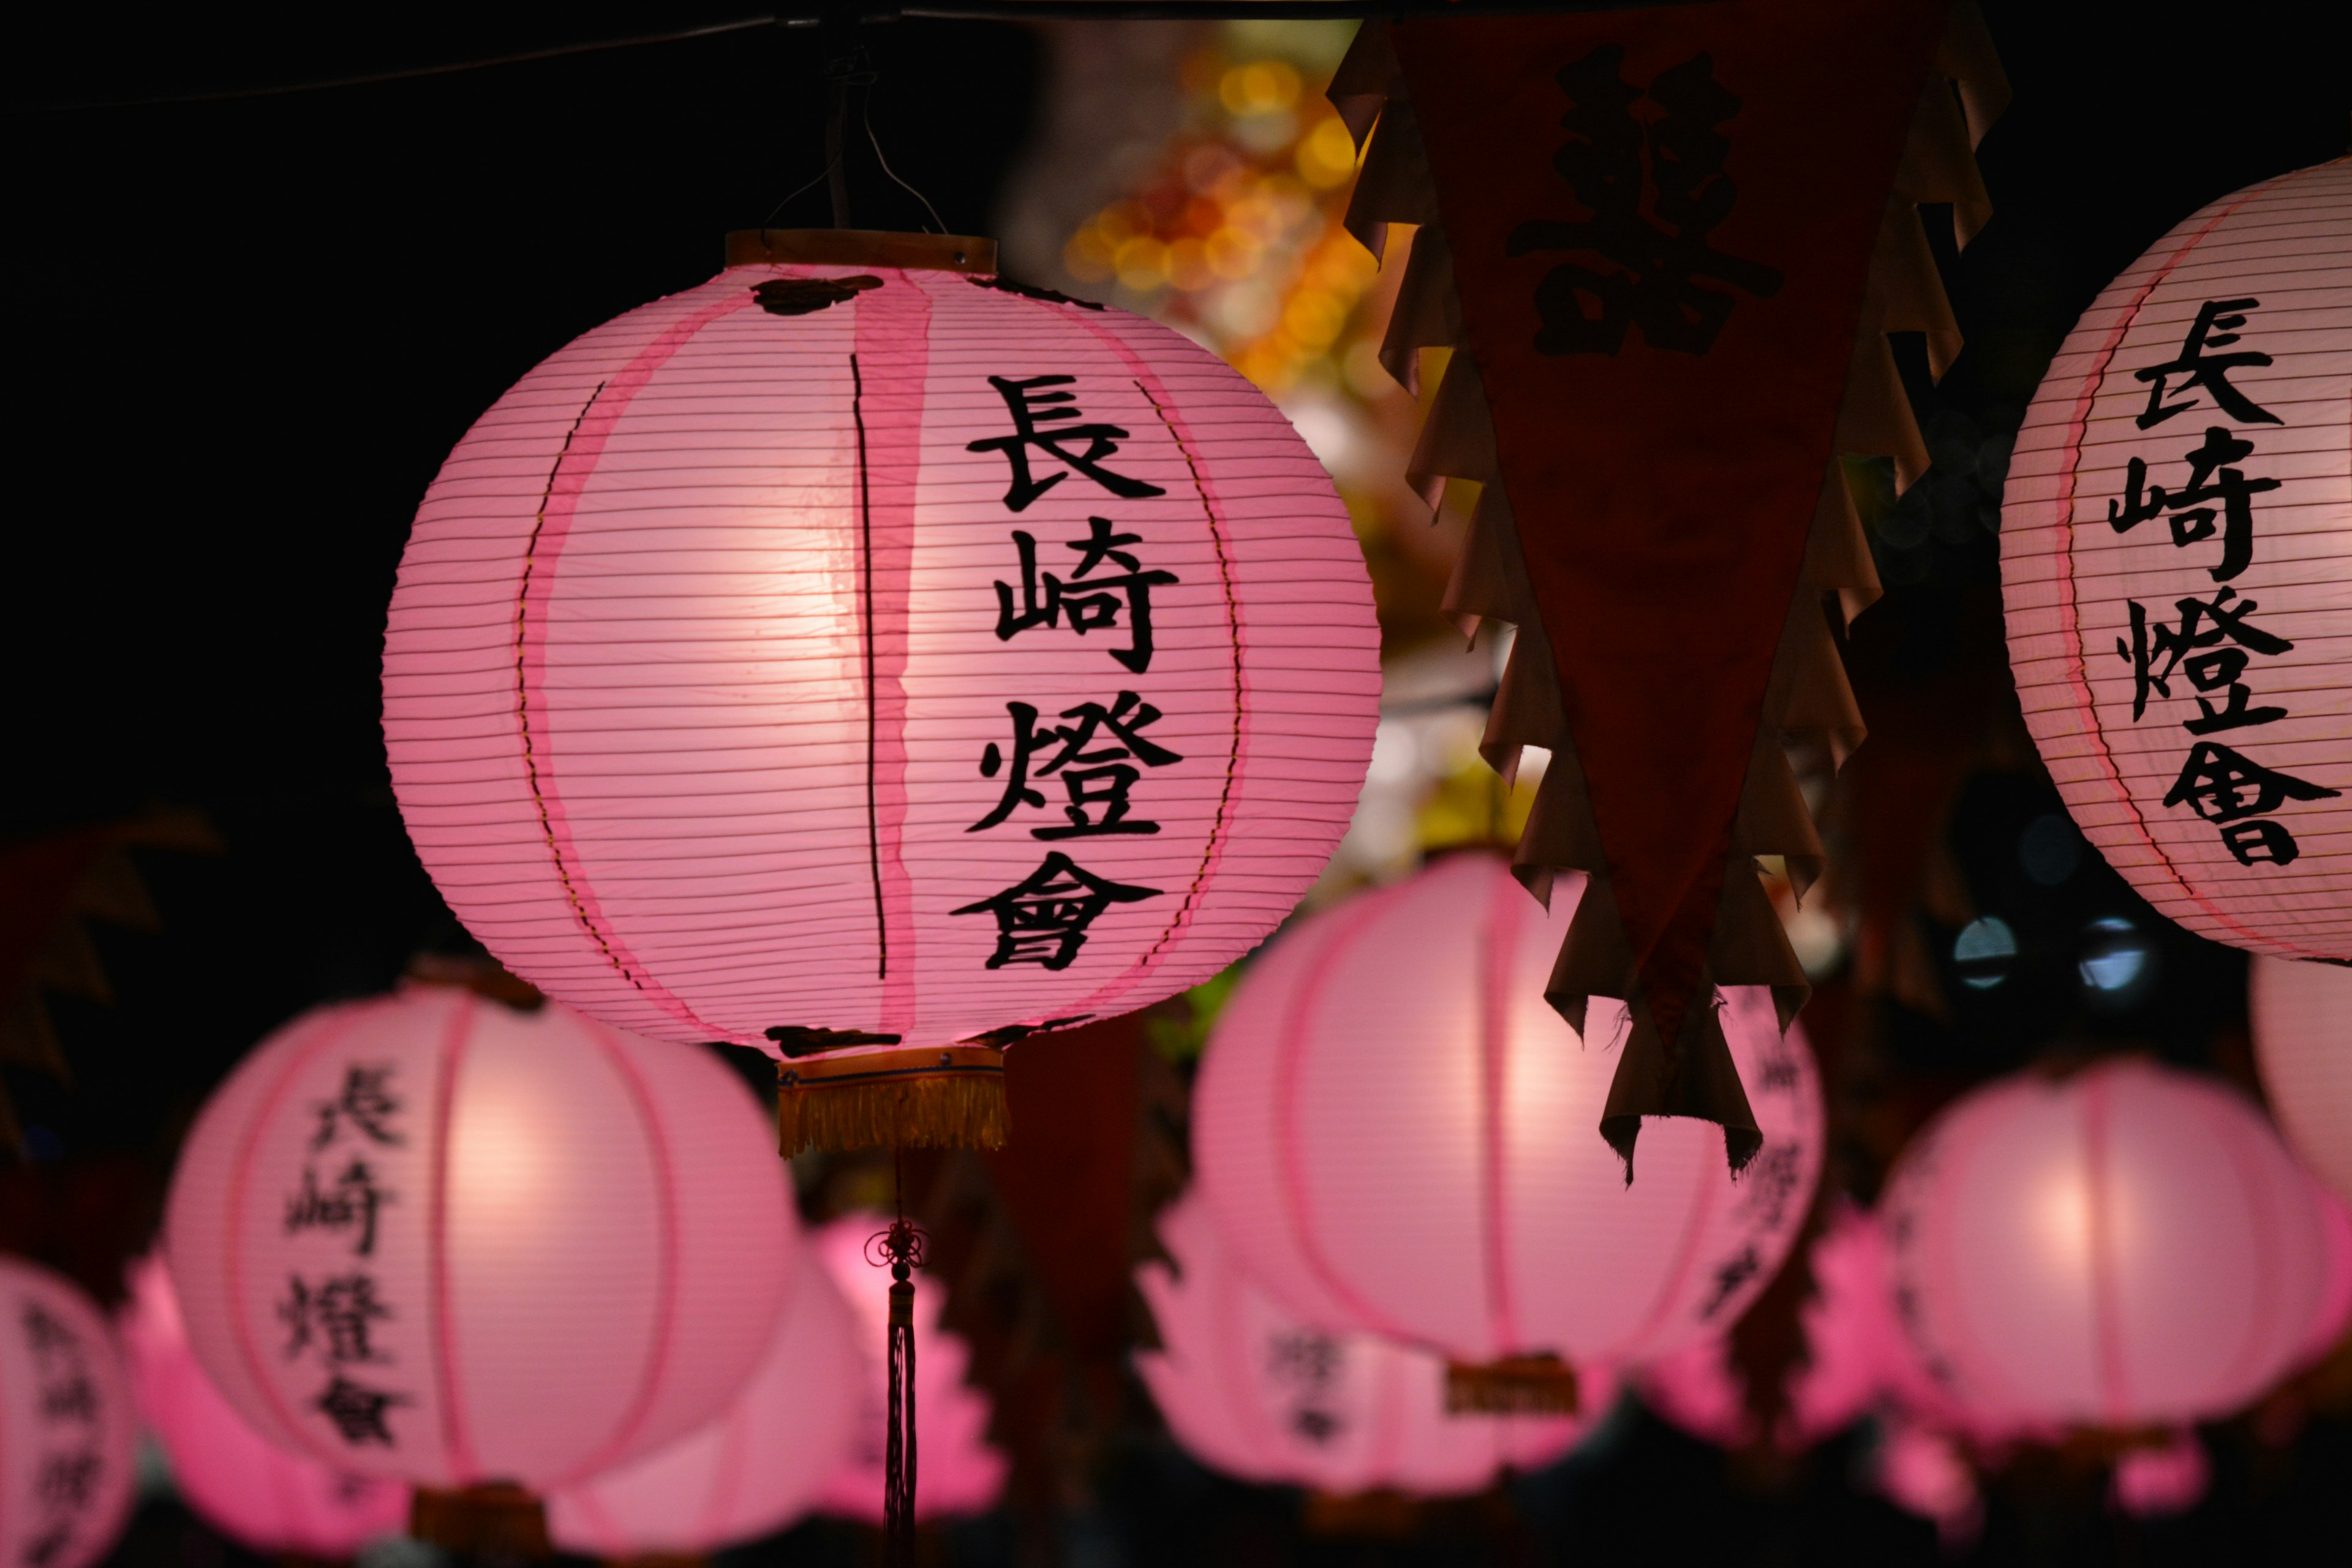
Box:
[1095,201,1150,243]
[1166,237,1215,292]
[1205,227,1261,280]
[1115,235,1170,291]
[1296,115,1359,189]
[1283,288,1348,350]
[1064,228,1115,283]
[1219,58,1302,117]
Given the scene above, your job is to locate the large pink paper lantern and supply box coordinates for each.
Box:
[164,984,794,1494]
[809,1215,1007,1522]
[1194,853,1824,1389]
[2250,952,2352,1200]
[1,1256,137,1568]
[380,231,1381,1148]
[1881,1057,2335,1431]
[119,1254,410,1557]
[548,1248,863,1556]
[1638,1202,1891,1453]
[1136,1191,1611,1496]
[2000,155,2351,959]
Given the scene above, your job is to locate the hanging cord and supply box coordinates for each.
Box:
[869,1154,926,1567]
[864,89,946,234]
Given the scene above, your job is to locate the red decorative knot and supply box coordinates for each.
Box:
[865,1218,927,1279]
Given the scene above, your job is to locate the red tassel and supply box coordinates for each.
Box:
[874,1217,925,1567]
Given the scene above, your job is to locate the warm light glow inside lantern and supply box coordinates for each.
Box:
[1194,853,1823,1400]
[2250,952,2352,1201]
[2,1257,137,1568]
[380,230,1381,1150]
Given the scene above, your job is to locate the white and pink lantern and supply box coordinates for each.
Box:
[1136,1190,1611,1496]
[810,1214,1007,1523]
[163,984,794,1544]
[1,1256,137,1568]
[1194,852,1824,1405]
[1881,1057,2336,1434]
[119,1254,410,1558]
[379,228,1381,1153]
[2250,952,2352,1202]
[2000,154,2351,959]
[548,1246,864,1557]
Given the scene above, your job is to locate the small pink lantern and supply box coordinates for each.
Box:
[164,984,794,1544]
[1999,155,2351,959]
[380,229,1381,1154]
[1136,1191,1611,1496]
[1638,1202,1891,1452]
[2250,953,2352,1201]
[1881,1057,2335,1433]
[812,1215,1007,1522]
[1871,1414,1981,1549]
[548,1248,864,1557]
[1194,853,1823,1406]
[1,1256,137,1568]
[2110,1429,2210,1518]
[119,1254,409,1558]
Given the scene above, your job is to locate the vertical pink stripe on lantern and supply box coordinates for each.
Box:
[514,289,761,1040]
[1477,867,1523,1360]
[428,990,483,1481]
[2206,1106,2290,1409]
[853,274,932,1027]
[2081,1072,2131,1427]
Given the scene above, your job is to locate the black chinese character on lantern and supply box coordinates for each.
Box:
[995,517,1181,674]
[285,1159,393,1257]
[2106,425,2282,584]
[2162,742,2341,867]
[2134,298,2282,430]
[1506,45,1783,356]
[311,1064,404,1151]
[973,692,1183,838]
[314,1374,411,1447]
[278,1273,393,1366]
[1699,1245,1762,1320]
[967,375,1169,511]
[1267,1330,1348,1447]
[2116,586,2294,731]
[951,852,1164,970]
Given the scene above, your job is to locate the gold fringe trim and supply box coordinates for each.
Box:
[1444,1353,1580,1415]
[410,1483,551,1559]
[777,1044,1009,1155]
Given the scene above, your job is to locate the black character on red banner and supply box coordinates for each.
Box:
[2135,298,2281,429]
[1507,45,1783,356]
[2115,586,2293,731]
[973,692,1183,839]
[968,375,1169,511]
[314,1374,411,1447]
[2162,742,2341,867]
[2105,426,2280,583]
[995,518,1180,674]
[311,1064,404,1151]
[952,853,1164,970]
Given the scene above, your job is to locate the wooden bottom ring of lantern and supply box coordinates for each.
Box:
[1444,1352,1580,1415]
[777,1044,1009,1156]
[410,1482,552,1558]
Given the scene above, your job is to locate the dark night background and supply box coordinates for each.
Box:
[6,4,2350,1566]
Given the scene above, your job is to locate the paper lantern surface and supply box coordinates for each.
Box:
[119,1255,409,1557]
[810,1215,1007,1522]
[1882,1058,2334,1431]
[165,986,793,1490]
[382,257,1380,1058]
[548,1248,862,1556]
[2000,155,2352,959]
[1,1257,137,1568]
[2250,952,2352,1200]
[1136,1191,1608,1495]
[1194,852,1824,1368]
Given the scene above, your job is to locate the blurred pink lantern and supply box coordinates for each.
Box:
[1136,1191,1613,1496]
[119,1254,409,1558]
[1,1256,137,1568]
[379,228,1381,1154]
[1194,853,1823,1404]
[1882,1057,2335,1433]
[2110,1430,2210,1518]
[164,984,794,1534]
[549,1248,864,1556]
[2251,953,2352,1200]
[1871,1414,1981,1550]
[812,1214,1007,1523]
[1638,1202,1892,1452]
[1999,154,2351,960]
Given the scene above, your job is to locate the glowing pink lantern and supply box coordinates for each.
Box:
[2110,1430,2210,1518]
[1194,853,1824,1389]
[812,1215,1006,1521]
[165,985,794,1493]
[1871,1415,1981,1549]
[1136,1191,1611,1495]
[1999,155,2351,960]
[119,1254,409,1556]
[548,1248,863,1556]
[1638,1202,1891,1452]
[1881,1057,2334,1432]
[2251,953,2352,1200]
[1,1256,137,1568]
[380,232,1380,1148]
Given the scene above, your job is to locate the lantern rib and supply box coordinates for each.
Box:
[2205,1101,2291,1413]
[851,348,889,982]
[1475,864,1522,1361]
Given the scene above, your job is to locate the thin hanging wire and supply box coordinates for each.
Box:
[864,89,947,235]
[761,156,843,227]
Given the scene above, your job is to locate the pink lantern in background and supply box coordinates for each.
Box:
[1871,1414,1982,1550]
[812,1214,1007,1522]
[1196,853,1823,1401]
[2110,1430,2211,1518]
[1638,1202,1891,1453]
[2000,154,2351,960]
[164,985,794,1520]
[1136,1191,1613,1496]
[1881,1057,2335,1434]
[2251,953,2352,1200]
[1,1256,137,1568]
[380,228,1381,1152]
[119,1254,409,1558]
[549,1247,864,1557]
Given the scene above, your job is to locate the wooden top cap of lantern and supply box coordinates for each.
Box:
[726,228,997,274]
